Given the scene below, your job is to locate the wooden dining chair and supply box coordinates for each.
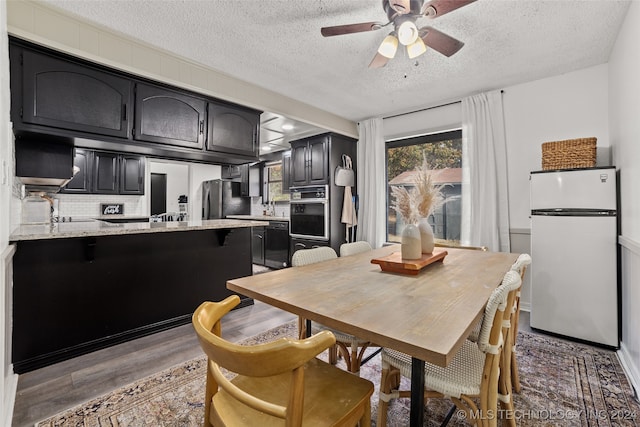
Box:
[377,270,522,427]
[192,295,374,427]
[507,253,532,393]
[291,246,372,374]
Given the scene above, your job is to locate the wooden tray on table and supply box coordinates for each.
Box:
[371,249,448,275]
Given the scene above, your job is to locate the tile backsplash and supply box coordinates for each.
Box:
[55,194,144,218]
[11,193,145,227]
[250,196,289,218]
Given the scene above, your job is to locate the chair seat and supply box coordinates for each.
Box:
[382,339,486,399]
[311,323,370,346]
[211,357,373,426]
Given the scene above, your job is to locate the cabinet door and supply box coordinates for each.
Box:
[307,136,329,185]
[249,163,263,197]
[252,227,265,265]
[61,149,92,194]
[120,155,145,195]
[221,164,242,179]
[290,142,309,186]
[134,83,206,149]
[290,237,329,261]
[207,102,259,158]
[93,152,119,194]
[281,151,291,193]
[240,164,250,197]
[21,50,131,138]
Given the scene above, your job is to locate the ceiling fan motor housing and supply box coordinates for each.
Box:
[385,0,425,17]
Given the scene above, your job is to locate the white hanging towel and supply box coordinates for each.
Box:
[341,186,357,242]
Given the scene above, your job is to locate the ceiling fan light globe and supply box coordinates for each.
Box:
[378,35,399,58]
[397,20,419,45]
[407,37,427,58]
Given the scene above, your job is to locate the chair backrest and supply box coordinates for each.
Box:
[476,270,522,353]
[291,246,338,266]
[339,241,372,257]
[511,253,531,280]
[192,295,336,426]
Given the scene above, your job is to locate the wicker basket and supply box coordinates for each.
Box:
[541,137,597,170]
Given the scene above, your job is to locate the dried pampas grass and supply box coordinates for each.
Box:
[391,159,447,224]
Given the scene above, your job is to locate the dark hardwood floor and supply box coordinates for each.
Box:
[11,299,296,426]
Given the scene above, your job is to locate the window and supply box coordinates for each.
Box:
[386,129,463,244]
[266,162,289,202]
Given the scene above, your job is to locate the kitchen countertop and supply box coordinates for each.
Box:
[226,214,290,222]
[9,219,269,242]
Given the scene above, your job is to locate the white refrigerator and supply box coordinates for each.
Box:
[530,167,618,348]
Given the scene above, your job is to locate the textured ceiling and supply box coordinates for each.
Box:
[39,0,630,146]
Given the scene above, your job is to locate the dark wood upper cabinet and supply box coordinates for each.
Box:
[61,149,145,195]
[207,101,259,159]
[93,151,120,194]
[290,135,329,186]
[60,148,92,194]
[20,49,132,138]
[120,155,145,195]
[134,83,206,149]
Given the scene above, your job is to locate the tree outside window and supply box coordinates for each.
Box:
[267,163,289,202]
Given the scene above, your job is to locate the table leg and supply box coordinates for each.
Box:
[410,357,425,426]
[305,319,311,338]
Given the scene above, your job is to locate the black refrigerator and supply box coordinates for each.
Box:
[202,179,250,219]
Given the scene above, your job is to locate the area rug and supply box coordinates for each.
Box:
[37,322,640,427]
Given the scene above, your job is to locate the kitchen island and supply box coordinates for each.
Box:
[10,219,267,373]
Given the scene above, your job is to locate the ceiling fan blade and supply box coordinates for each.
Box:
[321,22,383,37]
[369,52,391,68]
[421,0,477,18]
[419,26,464,57]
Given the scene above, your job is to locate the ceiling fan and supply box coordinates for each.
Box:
[321,0,476,68]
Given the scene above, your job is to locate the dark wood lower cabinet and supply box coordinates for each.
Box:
[12,228,253,373]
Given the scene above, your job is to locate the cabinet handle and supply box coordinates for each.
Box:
[256,235,264,239]
[199,120,204,134]
[294,243,306,249]
[122,104,127,121]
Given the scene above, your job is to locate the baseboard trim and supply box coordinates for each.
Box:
[520,302,531,312]
[617,342,640,399]
[3,370,18,427]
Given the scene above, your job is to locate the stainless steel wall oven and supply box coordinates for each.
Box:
[289,185,329,240]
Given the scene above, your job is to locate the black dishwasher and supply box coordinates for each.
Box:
[264,221,290,269]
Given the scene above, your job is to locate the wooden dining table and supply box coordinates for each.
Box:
[227,244,519,426]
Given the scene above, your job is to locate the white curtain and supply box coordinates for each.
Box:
[356,118,387,249]
[461,91,511,252]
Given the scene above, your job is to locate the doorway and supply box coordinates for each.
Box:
[151,173,167,215]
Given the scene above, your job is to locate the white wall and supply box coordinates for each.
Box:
[148,160,190,216]
[0,2,18,424]
[503,64,610,230]
[608,0,640,395]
